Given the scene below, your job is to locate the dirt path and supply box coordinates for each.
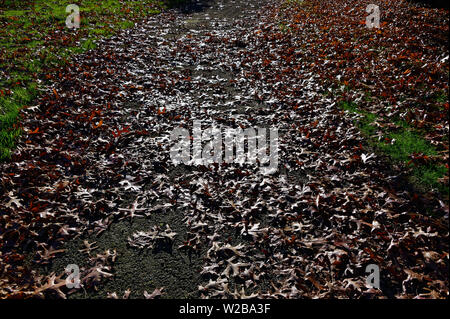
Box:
[1,0,448,299]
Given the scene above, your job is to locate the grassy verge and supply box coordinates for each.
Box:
[339,100,448,195]
[0,0,186,161]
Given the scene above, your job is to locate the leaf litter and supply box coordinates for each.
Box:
[0,0,448,299]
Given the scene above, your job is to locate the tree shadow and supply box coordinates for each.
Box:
[151,238,174,254]
[168,0,214,14]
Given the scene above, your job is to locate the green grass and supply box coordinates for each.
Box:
[118,20,135,29]
[0,0,183,161]
[81,38,97,50]
[0,86,36,160]
[340,101,359,113]
[339,101,448,194]
[378,129,436,163]
[340,101,377,136]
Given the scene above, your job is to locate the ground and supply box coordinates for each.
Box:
[0,0,448,299]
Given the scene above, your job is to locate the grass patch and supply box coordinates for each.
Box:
[81,38,97,50]
[378,129,437,163]
[0,86,36,160]
[339,101,448,194]
[433,89,448,106]
[340,101,377,136]
[118,20,135,29]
